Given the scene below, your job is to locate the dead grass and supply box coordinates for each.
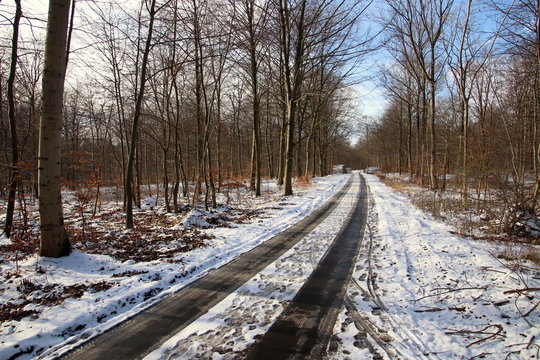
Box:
[1,199,276,264]
[295,175,312,189]
[67,209,217,262]
[524,247,540,267]
[382,178,409,193]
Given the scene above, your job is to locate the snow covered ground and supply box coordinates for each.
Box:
[142,174,540,360]
[331,174,540,359]
[1,173,539,360]
[0,175,349,360]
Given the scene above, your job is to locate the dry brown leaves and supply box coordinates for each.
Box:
[62,208,213,262]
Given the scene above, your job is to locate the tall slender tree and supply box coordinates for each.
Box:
[38,0,72,257]
[240,0,266,197]
[3,0,22,238]
[125,0,158,229]
[278,0,307,196]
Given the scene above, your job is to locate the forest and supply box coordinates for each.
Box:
[0,0,369,256]
[354,0,540,238]
[0,0,539,257]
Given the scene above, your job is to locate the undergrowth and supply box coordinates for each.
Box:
[379,174,540,266]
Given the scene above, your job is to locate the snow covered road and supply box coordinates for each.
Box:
[138,173,540,360]
[1,174,351,360]
[3,172,538,360]
[140,174,365,360]
[57,174,362,360]
[245,174,367,359]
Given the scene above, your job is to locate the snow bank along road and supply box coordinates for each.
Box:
[59,173,367,359]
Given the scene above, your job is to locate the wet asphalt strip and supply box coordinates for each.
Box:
[57,175,354,360]
[245,174,368,360]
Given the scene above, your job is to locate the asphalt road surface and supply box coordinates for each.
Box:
[245,174,368,359]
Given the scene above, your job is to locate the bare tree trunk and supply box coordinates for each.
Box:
[172,68,188,202]
[398,101,403,174]
[279,0,307,196]
[65,0,76,67]
[173,117,181,212]
[283,100,295,196]
[191,0,205,205]
[3,0,22,238]
[304,117,316,177]
[461,99,470,204]
[265,93,275,178]
[135,144,142,208]
[250,132,256,190]
[206,143,217,208]
[277,103,286,186]
[163,147,170,212]
[429,76,437,190]
[216,115,222,193]
[414,91,421,178]
[38,0,72,257]
[529,0,540,210]
[296,102,307,177]
[407,91,413,177]
[126,0,157,229]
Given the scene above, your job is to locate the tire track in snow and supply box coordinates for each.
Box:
[143,175,362,360]
[331,182,438,360]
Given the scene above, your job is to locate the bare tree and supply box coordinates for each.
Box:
[277,0,308,196]
[3,0,22,238]
[233,0,268,197]
[38,0,72,257]
[125,0,158,229]
[386,0,454,190]
[447,0,505,205]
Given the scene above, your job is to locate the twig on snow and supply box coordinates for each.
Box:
[512,295,534,327]
[413,286,488,303]
[523,301,540,318]
[414,306,466,313]
[468,353,493,360]
[505,336,539,359]
[446,324,504,348]
[503,287,540,295]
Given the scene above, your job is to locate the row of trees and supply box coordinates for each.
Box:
[0,0,368,255]
[356,0,540,210]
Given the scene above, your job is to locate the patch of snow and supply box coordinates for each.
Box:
[0,234,11,246]
[515,212,540,237]
[181,209,213,228]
